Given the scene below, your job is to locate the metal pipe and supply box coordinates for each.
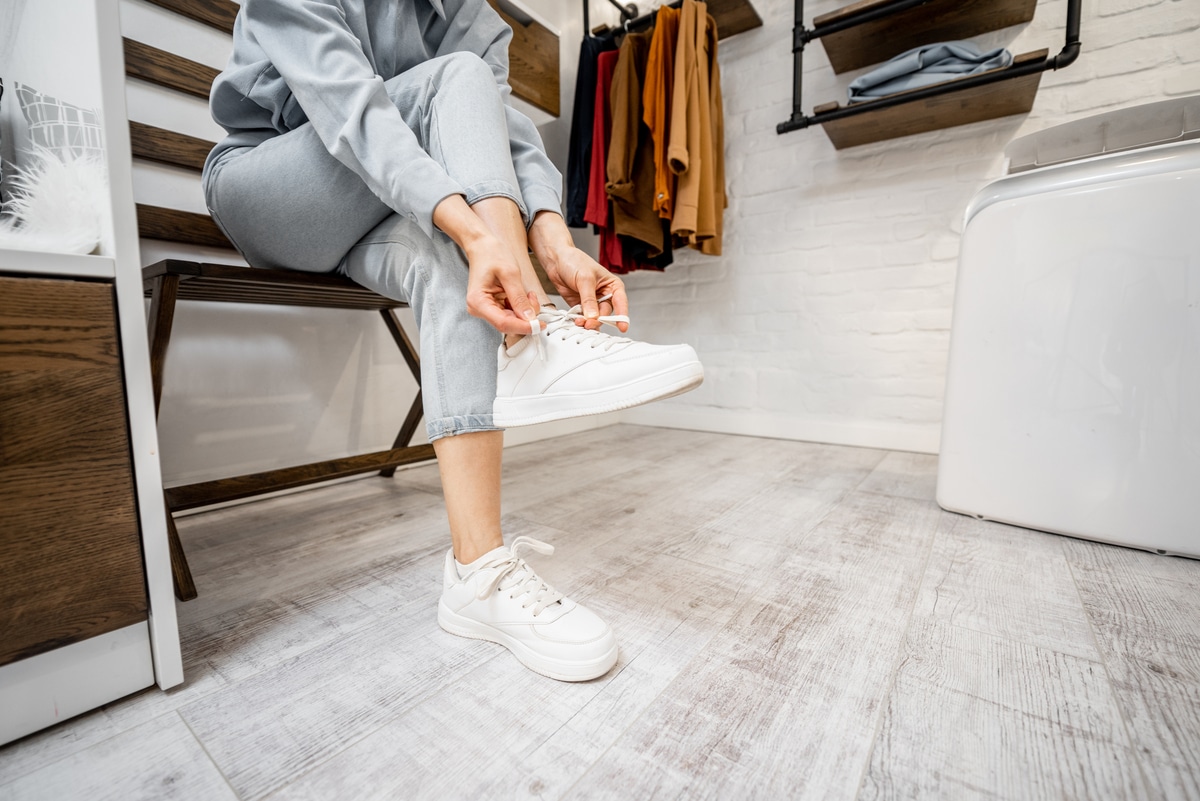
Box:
[606,0,638,22]
[1054,0,1083,68]
[791,0,805,122]
[805,0,932,43]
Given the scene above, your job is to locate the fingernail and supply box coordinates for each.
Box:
[523,309,536,320]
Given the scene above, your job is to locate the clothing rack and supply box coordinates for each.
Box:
[583,0,676,40]
[776,0,1082,135]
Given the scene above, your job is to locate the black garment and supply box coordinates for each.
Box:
[566,36,617,228]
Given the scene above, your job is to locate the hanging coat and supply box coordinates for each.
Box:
[606,29,665,258]
[643,4,680,220]
[667,1,724,255]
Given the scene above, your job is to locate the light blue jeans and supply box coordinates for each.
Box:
[204,53,528,441]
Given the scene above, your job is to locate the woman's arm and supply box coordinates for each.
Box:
[457,0,565,226]
[237,0,464,240]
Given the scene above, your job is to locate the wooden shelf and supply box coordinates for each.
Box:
[488,0,560,116]
[709,0,764,39]
[817,0,1037,74]
[815,49,1048,149]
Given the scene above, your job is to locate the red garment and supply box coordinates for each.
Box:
[584,50,627,272]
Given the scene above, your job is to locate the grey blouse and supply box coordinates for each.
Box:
[205,0,562,238]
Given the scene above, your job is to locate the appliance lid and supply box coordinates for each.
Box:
[1005,95,1200,174]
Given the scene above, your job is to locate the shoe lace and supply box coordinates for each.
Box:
[476,536,565,616]
[529,294,631,361]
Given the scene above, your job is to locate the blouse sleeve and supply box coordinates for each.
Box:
[463,0,564,223]
[240,0,465,239]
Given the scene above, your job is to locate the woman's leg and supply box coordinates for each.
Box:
[432,431,504,563]
[207,52,618,680]
[340,215,505,563]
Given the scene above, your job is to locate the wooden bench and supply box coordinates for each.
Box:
[126,0,433,601]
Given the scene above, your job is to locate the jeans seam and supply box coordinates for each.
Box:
[415,259,452,432]
[204,157,248,257]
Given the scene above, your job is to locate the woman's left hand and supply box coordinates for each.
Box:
[544,247,628,331]
[528,211,628,332]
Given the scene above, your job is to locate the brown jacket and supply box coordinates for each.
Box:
[667,0,724,255]
[605,29,663,256]
[642,4,680,220]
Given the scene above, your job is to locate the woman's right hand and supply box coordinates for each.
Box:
[462,233,543,335]
[433,194,542,335]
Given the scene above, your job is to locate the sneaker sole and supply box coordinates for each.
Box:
[493,359,704,428]
[438,601,619,682]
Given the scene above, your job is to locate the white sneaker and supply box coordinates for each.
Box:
[492,303,703,428]
[437,537,619,682]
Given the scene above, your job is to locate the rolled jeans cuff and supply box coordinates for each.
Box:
[463,179,529,226]
[426,413,503,442]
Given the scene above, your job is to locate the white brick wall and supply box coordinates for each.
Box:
[617,0,1200,453]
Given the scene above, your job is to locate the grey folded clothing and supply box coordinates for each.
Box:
[848,41,1013,104]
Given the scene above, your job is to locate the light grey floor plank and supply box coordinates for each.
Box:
[859,622,1148,800]
[4,425,1198,801]
[856,451,939,501]
[1064,539,1200,799]
[0,714,236,801]
[266,551,758,801]
[911,513,1103,661]
[176,601,496,801]
[561,491,942,801]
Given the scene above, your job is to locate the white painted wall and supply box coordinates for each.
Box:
[591,0,1200,453]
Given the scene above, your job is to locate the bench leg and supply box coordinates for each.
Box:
[380,391,424,478]
[147,274,180,417]
[165,498,198,601]
[379,309,426,479]
[147,274,197,600]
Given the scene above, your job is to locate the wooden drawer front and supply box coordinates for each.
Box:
[0,276,147,667]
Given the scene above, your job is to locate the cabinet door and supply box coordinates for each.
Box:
[0,276,147,667]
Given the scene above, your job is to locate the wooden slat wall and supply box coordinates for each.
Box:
[137,204,232,249]
[130,122,213,172]
[145,0,239,33]
[124,37,218,99]
[0,278,148,666]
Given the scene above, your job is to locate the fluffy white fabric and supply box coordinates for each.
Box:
[0,146,108,254]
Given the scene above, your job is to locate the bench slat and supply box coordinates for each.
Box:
[143,0,239,34]
[174,285,400,310]
[142,260,408,310]
[130,122,213,172]
[124,38,218,99]
[164,445,437,511]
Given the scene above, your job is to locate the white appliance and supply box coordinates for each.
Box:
[938,98,1200,558]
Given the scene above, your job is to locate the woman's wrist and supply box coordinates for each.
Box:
[528,211,576,277]
[433,194,494,258]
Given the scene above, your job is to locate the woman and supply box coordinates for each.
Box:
[202,0,701,681]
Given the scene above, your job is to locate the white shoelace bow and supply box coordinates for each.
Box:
[530,294,631,361]
[476,536,565,616]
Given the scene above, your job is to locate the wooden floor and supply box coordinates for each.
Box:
[2,425,1198,800]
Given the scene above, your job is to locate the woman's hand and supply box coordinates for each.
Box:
[528,211,629,332]
[463,233,542,335]
[434,194,542,335]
